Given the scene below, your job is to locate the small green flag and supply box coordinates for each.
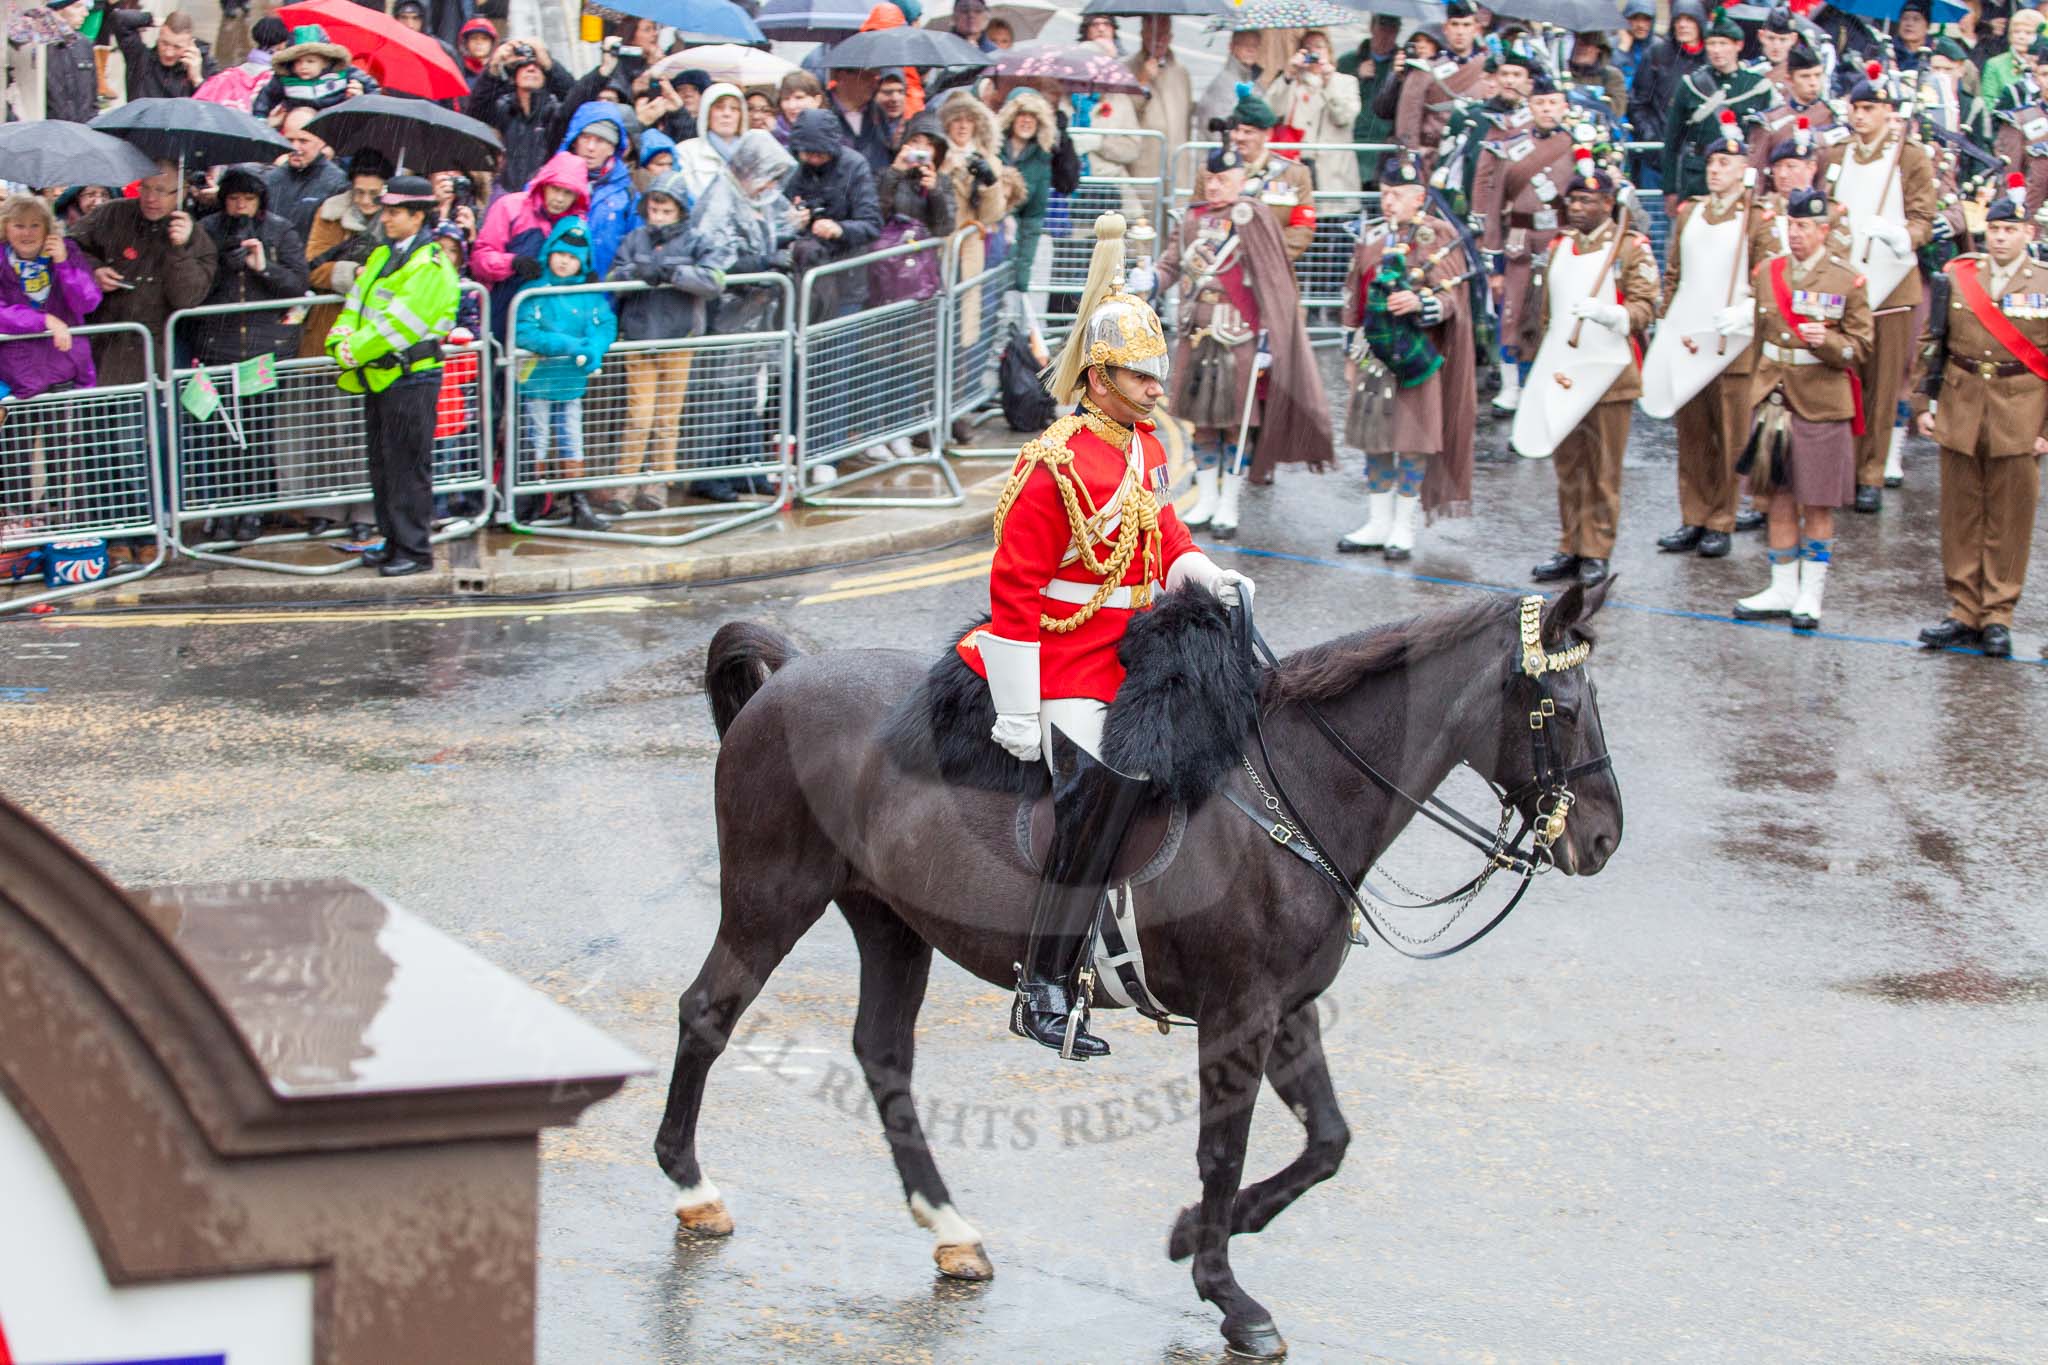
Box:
[234,353,278,396]
[180,372,220,422]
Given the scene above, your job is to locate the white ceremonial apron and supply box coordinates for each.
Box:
[1831,142,1914,306]
[1513,233,1634,459]
[1640,204,1753,419]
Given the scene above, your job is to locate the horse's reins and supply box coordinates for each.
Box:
[1228,596,1613,961]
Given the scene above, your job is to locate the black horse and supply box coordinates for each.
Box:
[655,581,1622,1359]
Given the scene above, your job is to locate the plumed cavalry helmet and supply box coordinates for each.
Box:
[1044,213,1170,405]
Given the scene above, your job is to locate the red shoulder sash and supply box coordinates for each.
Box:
[1769,255,1865,436]
[1953,257,2048,382]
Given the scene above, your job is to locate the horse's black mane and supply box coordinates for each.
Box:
[1262,594,1531,706]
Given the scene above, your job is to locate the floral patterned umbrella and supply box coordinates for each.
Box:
[1207,0,1359,31]
[989,42,1147,94]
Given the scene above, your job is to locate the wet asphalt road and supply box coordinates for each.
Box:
[5,397,2046,1364]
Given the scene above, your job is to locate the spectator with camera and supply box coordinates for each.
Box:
[188,166,311,542]
[933,90,1020,334]
[786,109,884,319]
[1262,31,1363,194]
[72,161,217,391]
[466,39,569,191]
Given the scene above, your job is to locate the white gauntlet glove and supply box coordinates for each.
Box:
[1570,298,1630,335]
[1869,221,1913,257]
[1167,550,1255,608]
[990,713,1041,762]
[978,633,1042,763]
[1712,303,1753,337]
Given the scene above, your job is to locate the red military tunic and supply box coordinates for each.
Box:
[960,412,1197,703]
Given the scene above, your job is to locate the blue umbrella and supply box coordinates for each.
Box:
[587,0,765,44]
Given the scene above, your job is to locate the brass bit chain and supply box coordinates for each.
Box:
[1240,757,1518,948]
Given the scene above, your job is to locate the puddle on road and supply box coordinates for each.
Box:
[1840,965,2048,1005]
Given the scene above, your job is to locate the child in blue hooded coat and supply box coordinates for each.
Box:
[513,217,618,530]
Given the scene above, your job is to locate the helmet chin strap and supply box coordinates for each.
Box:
[1094,363,1159,423]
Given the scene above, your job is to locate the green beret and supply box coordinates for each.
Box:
[1932,35,1968,63]
[1229,81,1277,130]
[1706,10,1744,42]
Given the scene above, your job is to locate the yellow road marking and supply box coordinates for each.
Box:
[798,563,990,606]
[41,596,669,629]
[822,549,992,591]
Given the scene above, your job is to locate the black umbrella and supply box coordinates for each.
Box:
[1484,0,1624,31]
[1080,0,1234,15]
[0,121,159,191]
[90,98,291,169]
[820,27,993,69]
[307,94,505,174]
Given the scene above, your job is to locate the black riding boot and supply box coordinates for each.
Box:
[1011,728,1149,1060]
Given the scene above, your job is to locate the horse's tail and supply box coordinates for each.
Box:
[705,621,801,739]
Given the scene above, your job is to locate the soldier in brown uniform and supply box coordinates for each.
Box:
[1754,8,1800,99]
[1749,45,1844,171]
[1910,193,2048,658]
[1991,36,2048,218]
[1223,86,1318,263]
[1822,66,1936,512]
[1528,167,1659,588]
[1656,122,1763,559]
[1733,188,1875,631]
[1472,75,1576,413]
[1337,154,1475,560]
[1380,2,1497,178]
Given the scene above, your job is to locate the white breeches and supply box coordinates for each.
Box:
[1040,698,1107,773]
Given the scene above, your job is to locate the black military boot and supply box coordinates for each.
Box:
[1918,618,1980,650]
[1657,524,1704,552]
[1011,729,1149,1060]
[1531,552,1580,582]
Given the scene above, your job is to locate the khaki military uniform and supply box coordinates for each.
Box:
[1822,133,1937,489]
[1533,217,1660,558]
[1393,48,1497,177]
[1992,89,2048,216]
[1747,248,1875,505]
[1912,253,2048,628]
[1749,95,1847,170]
[1663,193,1767,534]
[1472,124,1578,355]
[1240,151,1317,263]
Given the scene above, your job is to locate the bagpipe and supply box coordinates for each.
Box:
[1346,237,1468,450]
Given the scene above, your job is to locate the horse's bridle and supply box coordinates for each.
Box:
[1231,595,1614,961]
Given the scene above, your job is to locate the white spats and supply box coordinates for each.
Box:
[910,1193,993,1281]
[674,1180,735,1237]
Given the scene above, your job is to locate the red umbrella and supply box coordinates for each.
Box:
[276,0,467,102]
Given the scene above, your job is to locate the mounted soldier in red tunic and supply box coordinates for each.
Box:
[956,213,1254,1059]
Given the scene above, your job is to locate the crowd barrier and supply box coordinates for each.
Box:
[0,140,1681,612]
[164,284,495,577]
[939,224,1021,461]
[0,323,166,615]
[1034,129,1173,298]
[794,233,962,508]
[501,273,795,545]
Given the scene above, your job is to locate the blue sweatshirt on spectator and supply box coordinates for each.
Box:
[559,102,638,278]
[513,217,616,401]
